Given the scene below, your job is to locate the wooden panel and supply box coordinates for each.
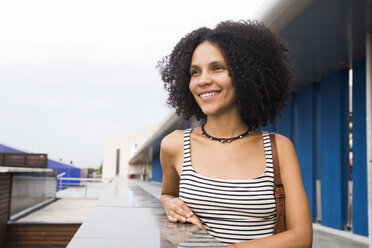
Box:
[5,223,81,248]
[0,173,11,248]
[0,153,48,168]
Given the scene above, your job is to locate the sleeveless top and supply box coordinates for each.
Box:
[179,128,276,244]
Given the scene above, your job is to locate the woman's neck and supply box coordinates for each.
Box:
[204,110,248,138]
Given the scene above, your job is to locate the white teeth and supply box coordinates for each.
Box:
[200,92,218,98]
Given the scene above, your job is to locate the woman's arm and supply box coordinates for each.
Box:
[160,131,203,228]
[228,134,313,248]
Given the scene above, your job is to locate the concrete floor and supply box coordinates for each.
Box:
[313,229,368,248]
[14,182,109,223]
[15,198,98,223]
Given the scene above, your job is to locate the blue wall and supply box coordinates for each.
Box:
[291,93,299,145]
[295,83,318,221]
[314,83,322,183]
[152,154,163,183]
[319,70,349,230]
[152,137,163,183]
[276,98,293,139]
[260,96,293,135]
[352,59,368,236]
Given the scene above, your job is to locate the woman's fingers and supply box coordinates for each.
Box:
[170,205,190,221]
[173,198,194,217]
[168,198,193,221]
[187,215,206,231]
[187,215,200,226]
[168,209,187,223]
[167,215,177,222]
[166,199,206,232]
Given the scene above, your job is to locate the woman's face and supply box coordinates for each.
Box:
[189,41,237,117]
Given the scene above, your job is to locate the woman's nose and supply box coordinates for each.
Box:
[198,72,212,86]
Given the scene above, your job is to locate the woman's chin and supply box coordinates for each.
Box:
[200,107,220,116]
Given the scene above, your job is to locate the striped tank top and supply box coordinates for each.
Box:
[179,128,276,244]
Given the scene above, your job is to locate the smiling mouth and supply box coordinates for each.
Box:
[199,91,220,98]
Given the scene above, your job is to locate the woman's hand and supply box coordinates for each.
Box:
[162,195,205,230]
[165,197,193,223]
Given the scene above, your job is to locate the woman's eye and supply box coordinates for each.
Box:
[190,70,199,76]
[213,65,224,71]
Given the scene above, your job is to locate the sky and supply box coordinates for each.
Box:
[0,0,266,169]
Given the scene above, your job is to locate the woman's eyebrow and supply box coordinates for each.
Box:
[209,60,224,65]
[190,61,225,69]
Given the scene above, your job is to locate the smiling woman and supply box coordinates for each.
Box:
[157,20,312,248]
[189,42,237,117]
[158,20,293,128]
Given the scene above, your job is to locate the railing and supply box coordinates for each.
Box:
[56,176,110,199]
[10,171,57,220]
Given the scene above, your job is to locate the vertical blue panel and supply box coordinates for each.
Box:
[340,71,350,229]
[152,137,164,183]
[276,100,292,139]
[291,93,299,145]
[314,83,322,181]
[313,83,322,222]
[152,154,163,183]
[260,94,293,135]
[320,70,349,230]
[260,97,294,134]
[296,84,316,221]
[352,59,368,236]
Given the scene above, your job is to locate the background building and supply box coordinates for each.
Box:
[102,122,159,179]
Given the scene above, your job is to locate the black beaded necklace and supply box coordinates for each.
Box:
[201,124,252,143]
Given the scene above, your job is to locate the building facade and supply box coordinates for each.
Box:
[102,123,159,179]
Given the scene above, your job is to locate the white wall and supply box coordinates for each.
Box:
[102,123,159,179]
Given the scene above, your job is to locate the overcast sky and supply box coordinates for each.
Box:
[0,0,266,169]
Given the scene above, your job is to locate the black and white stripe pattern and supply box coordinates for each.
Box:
[179,128,276,244]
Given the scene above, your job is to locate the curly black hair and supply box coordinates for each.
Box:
[158,20,293,128]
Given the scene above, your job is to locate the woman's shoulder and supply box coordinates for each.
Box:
[160,130,187,157]
[273,133,294,150]
[272,133,298,169]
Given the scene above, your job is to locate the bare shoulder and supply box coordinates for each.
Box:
[160,130,185,159]
[274,133,295,151]
[273,133,298,169]
[160,130,186,176]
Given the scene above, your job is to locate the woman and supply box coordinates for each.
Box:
[158,20,312,247]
